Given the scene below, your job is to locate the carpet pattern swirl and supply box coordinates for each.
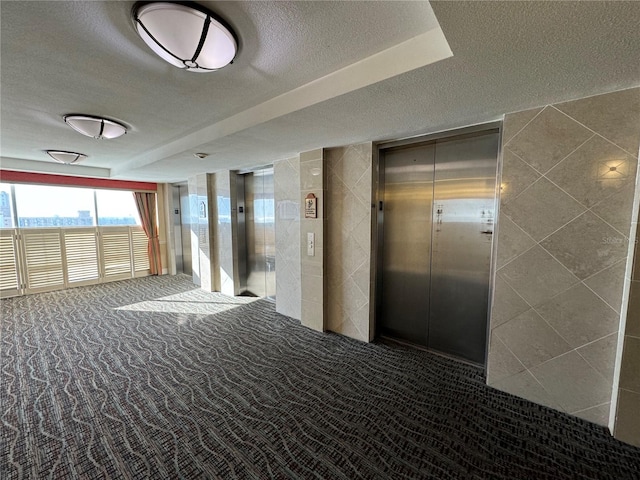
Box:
[1,275,639,479]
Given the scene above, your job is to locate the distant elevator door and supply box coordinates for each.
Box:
[239,168,276,300]
[377,130,499,365]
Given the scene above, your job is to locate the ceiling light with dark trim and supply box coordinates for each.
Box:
[133,2,237,72]
[45,150,88,165]
[64,115,128,139]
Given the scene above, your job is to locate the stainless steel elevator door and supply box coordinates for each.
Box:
[243,169,276,299]
[428,132,499,364]
[378,144,435,345]
[377,130,499,365]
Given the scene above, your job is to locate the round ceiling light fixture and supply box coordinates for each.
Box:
[133,2,237,72]
[64,115,128,139]
[45,150,88,165]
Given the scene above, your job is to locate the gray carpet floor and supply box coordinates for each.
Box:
[1,275,639,479]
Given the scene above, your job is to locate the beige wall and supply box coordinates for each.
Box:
[274,157,302,320]
[187,173,214,290]
[299,149,325,332]
[210,171,238,296]
[615,206,640,446]
[488,87,640,428]
[326,143,374,342]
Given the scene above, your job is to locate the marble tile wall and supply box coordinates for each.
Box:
[326,143,373,342]
[274,157,301,320]
[300,149,325,332]
[187,174,214,290]
[212,171,237,296]
[615,208,640,446]
[187,175,201,286]
[488,87,640,428]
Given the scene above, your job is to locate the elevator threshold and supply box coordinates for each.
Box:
[239,290,275,303]
[377,335,485,370]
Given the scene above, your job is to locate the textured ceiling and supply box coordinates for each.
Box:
[1,1,639,182]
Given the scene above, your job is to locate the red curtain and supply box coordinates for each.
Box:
[133,192,162,275]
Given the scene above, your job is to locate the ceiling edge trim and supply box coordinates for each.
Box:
[0,157,112,179]
[113,26,453,176]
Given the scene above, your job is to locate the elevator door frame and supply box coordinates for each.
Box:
[236,167,276,301]
[374,122,502,368]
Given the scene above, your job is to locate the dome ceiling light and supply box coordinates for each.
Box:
[45,150,88,165]
[132,2,237,72]
[64,115,128,139]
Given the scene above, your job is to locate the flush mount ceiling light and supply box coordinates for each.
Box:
[64,115,127,139]
[45,150,88,165]
[133,2,237,72]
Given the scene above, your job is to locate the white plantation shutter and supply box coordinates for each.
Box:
[22,229,65,293]
[100,227,133,281]
[63,228,99,285]
[131,227,150,276]
[4,226,150,297]
[0,229,21,297]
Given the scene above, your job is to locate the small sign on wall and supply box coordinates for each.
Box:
[305,193,317,219]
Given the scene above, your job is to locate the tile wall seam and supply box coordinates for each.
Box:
[525,345,607,381]
[539,131,598,177]
[496,242,538,272]
[525,367,565,412]
[574,331,620,349]
[569,401,611,416]
[540,171,603,214]
[536,214,597,259]
[626,333,640,340]
[490,283,535,329]
[619,387,640,395]
[533,312,576,353]
[503,106,548,147]
[587,208,633,240]
[581,278,625,314]
[500,163,546,205]
[493,334,527,376]
[573,344,617,386]
[532,277,620,318]
[552,104,640,159]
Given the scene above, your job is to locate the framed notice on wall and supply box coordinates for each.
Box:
[305,193,317,218]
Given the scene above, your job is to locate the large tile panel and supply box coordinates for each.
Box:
[492,370,562,411]
[501,107,544,144]
[540,212,629,280]
[583,259,627,313]
[546,135,637,208]
[495,214,536,268]
[490,88,640,431]
[530,351,612,415]
[535,283,619,348]
[498,245,578,307]
[500,149,541,204]
[501,178,585,241]
[576,333,618,385]
[505,106,593,174]
[493,309,572,368]
[555,87,640,157]
[325,143,373,342]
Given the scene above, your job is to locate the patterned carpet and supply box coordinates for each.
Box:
[1,275,639,479]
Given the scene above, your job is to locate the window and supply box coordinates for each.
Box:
[14,184,96,227]
[0,183,15,228]
[96,190,141,226]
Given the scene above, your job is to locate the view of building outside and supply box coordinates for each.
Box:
[1,184,142,228]
[0,184,13,227]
